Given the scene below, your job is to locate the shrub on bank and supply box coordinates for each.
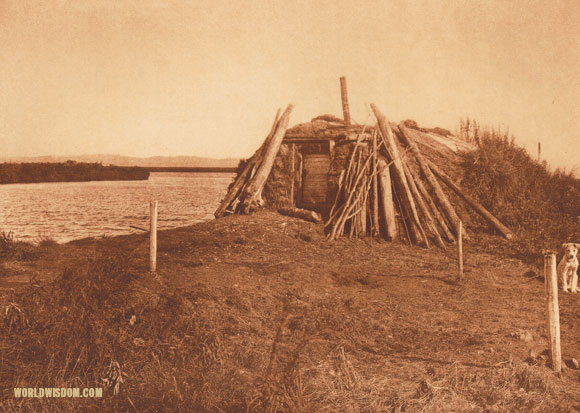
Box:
[0,232,39,261]
[458,123,580,262]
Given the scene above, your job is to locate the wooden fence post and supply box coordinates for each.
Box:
[150,200,158,273]
[458,221,463,280]
[544,251,562,372]
[290,143,296,206]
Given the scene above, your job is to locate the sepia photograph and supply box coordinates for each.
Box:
[1,0,579,411]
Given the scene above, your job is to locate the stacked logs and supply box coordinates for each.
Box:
[325,133,376,241]
[325,104,513,246]
[214,104,294,217]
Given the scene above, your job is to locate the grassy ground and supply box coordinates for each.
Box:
[1,210,580,412]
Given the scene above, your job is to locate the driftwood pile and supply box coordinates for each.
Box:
[214,105,294,217]
[325,104,513,246]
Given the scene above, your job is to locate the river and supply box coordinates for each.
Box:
[0,172,234,243]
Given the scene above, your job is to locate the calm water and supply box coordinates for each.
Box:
[0,172,234,243]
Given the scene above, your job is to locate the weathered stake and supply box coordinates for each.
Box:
[150,200,158,273]
[544,251,562,372]
[339,76,351,127]
[458,221,463,280]
[290,143,296,206]
[371,131,379,237]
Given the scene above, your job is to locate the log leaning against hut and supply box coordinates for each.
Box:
[214,104,294,217]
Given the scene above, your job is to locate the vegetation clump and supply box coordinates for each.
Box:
[0,232,39,261]
[458,118,580,262]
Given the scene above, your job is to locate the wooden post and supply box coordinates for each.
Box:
[538,142,541,161]
[458,221,463,280]
[378,158,397,240]
[340,76,351,127]
[150,200,158,273]
[544,251,562,372]
[360,196,367,236]
[371,132,379,237]
[290,143,296,206]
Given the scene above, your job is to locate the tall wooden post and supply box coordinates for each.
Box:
[458,221,463,280]
[150,200,158,273]
[371,132,379,237]
[538,142,541,161]
[339,76,351,127]
[290,144,296,206]
[544,251,562,372]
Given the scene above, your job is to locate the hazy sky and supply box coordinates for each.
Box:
[1,0,579,169]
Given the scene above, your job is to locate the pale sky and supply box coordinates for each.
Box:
[1,0,579,170]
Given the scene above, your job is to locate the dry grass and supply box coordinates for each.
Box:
[2,157,580,413]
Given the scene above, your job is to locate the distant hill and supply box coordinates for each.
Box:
[0,155,240,168]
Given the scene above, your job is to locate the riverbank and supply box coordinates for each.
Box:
[1,211,580,411]
[0,162,149,184]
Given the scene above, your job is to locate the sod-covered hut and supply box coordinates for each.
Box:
[215,80,513,247]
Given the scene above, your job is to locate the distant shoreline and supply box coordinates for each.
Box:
[0,162,149,185]
[143,167,237,173]
[0,162,237,185]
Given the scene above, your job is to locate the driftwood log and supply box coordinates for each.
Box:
[326,138,375,241]
[359,164,368,236]
[427,160,514,240]
[372,104,425,246]
[214,108,281,218]
[278,207,322,223]
[377,158,397,240]
[403,162,445,248]
[239,104,294,213]
[412,167,456,243]
[397,123,466,240]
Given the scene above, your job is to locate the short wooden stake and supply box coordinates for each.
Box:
[544,252,562,372]
[458,221,463,280]
[150,200,158,273]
